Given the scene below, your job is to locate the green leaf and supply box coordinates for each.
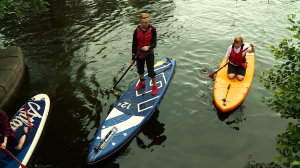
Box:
[33,6,39,12]
[294,35,300,40]
[292,14,296,19]
[293,161,300,165]
[275,156,282,162]
[288,18,295,23]
[277,92,284,97]
[284,161,291,167]
[23,2,30,8]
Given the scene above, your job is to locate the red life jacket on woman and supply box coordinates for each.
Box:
[229,43,248,66]
[136,26,153,59]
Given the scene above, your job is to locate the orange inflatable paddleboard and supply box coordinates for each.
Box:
[213,46,254,112]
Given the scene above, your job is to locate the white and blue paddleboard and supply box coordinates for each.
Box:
[87,57,176,164]
[0,94,50,168]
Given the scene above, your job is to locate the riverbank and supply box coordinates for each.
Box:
[0,47,24,109]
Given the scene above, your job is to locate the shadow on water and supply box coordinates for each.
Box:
[244,157,282,168]
[214,101,246,131]
[136,109,166,150]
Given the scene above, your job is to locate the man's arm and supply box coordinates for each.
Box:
[150,27,157,49]
[132,29,138,60]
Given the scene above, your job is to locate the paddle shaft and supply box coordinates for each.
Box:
[223,84,231,102]
[0,143,28,168]
[111,65,132,90]
[111,55,138,90]
[209,61,230,78]
[24,104,33,130]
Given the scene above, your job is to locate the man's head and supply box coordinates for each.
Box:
[140,13,150,29]
[233,36,243,49]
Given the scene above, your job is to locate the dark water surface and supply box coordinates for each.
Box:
[1,0,300,167]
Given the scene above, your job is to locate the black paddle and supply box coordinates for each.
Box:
[222,84,231,103]
[111,55,138,91]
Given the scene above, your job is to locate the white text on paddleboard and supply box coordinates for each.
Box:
[10,102,42,127]
[117,102,131,109]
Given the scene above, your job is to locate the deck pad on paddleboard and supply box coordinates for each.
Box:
[214,45,254,112]
[0,94,50,168]
[87,57,176,163]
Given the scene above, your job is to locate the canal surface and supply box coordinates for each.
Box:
[1,0,300,167]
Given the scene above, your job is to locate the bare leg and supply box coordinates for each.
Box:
[11,126,19,132]
[14,127,28,150]
[237,75,245,81]
[139,74,145,81]
[227,73,235,79]
[151,76,156,86]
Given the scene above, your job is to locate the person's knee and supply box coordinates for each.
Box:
[14,145,22,150]
[227,74,235,79]
[138,69,144,75]
[148,71,156,78]
[237,75,244,81]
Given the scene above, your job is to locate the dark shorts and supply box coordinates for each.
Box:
[136,54,156,78]
[227,63,246,76]
[0,136,19,147]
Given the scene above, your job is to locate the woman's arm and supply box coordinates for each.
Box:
[248,43,255,53]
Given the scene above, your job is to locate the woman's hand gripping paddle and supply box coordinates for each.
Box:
[209,61,230,78]
[111,55,138,91]
[0,143,28,168]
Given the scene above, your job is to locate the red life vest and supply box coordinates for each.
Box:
[137,26,152,59]
[229,43,248,66]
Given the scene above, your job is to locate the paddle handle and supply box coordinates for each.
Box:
[0,143,28,168]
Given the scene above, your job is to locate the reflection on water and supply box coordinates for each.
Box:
[217,104,246,131]
[136,109,166,150]
[245,157,282,168]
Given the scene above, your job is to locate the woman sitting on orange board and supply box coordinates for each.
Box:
[224,36,255,81]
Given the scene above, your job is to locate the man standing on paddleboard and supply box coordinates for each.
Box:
[224,36,255,81]
[0,109,28,150]
[130,13,158,95]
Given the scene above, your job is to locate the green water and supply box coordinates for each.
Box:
[1,0,300,167]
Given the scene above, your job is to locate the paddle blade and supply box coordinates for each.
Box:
[0,143,28,168]
[209,73,215,78]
